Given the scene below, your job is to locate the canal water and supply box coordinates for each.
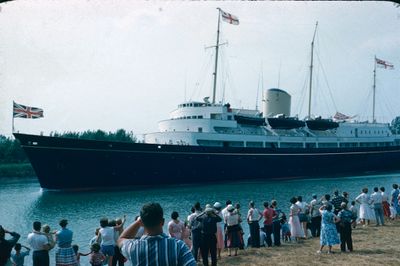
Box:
[1,173,399,265]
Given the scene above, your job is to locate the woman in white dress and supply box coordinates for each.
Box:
[289,197,304,242]
[355,188,375,225]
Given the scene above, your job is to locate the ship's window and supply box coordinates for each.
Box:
[227,115,232,120]
[192,116,196,119]
[318,143,338,148]
[225,141,244,147]
[265,142,277,148]
[183,104,186,107]
[350,130,353,134]
[197,115,203,119]
[306,143,316,148]
[246,141,263,148]
[197,140,223,147]
[198,127,203,133]
[280,142,303,148]
[211,113,222,120]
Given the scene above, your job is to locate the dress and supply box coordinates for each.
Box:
[320,210,340,246]
[355,193,375,220]
[288,204,304,238]
[215,212,224,249]
[382,191,390,217]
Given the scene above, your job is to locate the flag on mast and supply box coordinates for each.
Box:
[221,10,239,25]
[376,58,394,69]
[13,101,44,119]
[333,112,355,121]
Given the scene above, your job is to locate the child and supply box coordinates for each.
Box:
[10,243,30,266]
[90,243,106,266]
[349,201,358,228]
[390,203,397,220]
[72,244,90,266]
[41,224,56,249]
[280,214,291,242]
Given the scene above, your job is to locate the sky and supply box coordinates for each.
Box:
[0,0,399,138]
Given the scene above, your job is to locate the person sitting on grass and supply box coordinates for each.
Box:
[11,243,30,266]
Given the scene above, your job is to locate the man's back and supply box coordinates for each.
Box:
[121,233,195,266]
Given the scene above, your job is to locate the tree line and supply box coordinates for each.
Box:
[0,129,136,164]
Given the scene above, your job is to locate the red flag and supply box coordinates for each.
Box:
[376,58,394,69]
[221,10,239,25]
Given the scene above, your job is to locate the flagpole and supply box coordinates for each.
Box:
[212,8,221,104]
[373,56,377,123]
[12,101,15,133]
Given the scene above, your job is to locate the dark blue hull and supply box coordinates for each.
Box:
[14,133,400,190]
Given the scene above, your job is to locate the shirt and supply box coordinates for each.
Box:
[11,251,30,266]
[99,227,115,246]
[27,231,49,251]
[309,199,322,217]
[56,228,73,248]
[338,209,354,224]
[262,208,274,225]
[370,192,383,204]
[121,233,196,266]
[331,195,347,210]
[247,208,261,222]
[225,212,240,226]
[381,191,389,202]
[168,220,185,240]
[295,201,308,214]
[196,215,222,235]
[90,251,105,265]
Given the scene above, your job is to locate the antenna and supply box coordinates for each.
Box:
[278,59,282,88]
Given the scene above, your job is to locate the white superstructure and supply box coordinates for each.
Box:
[144,97,397,149]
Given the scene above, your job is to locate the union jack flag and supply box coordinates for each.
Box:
[13,101,44,119]
[221,10,239,25]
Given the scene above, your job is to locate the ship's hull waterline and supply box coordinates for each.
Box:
[14,133,400,190]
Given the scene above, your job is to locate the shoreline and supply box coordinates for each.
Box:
[218,220,400,266]
[0,163,36,178]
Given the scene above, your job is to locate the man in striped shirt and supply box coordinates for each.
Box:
[118,202,195,266]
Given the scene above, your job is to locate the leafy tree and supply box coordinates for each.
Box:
[390,116,400,134]
[1,129,137,163]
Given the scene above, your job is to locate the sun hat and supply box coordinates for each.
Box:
[227,204,235,212]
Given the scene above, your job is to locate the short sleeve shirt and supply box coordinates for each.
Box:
[121,233,196,266]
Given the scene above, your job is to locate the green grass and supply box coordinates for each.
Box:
[0,163,36,177]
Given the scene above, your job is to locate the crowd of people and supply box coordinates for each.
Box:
[1,184,400,266]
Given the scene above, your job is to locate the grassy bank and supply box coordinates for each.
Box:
[0,163,36,177]
[218,220,400,266]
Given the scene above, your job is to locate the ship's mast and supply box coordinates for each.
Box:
[308,21,318,119]
[212,8,222,104]
[372,56,377,123]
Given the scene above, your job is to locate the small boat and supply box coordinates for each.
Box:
[267,115,305,130]
[234,114,266,126]
[306,117,339,131]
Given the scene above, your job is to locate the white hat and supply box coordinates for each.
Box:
[227,204,234,212]
[213,202,222,209]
